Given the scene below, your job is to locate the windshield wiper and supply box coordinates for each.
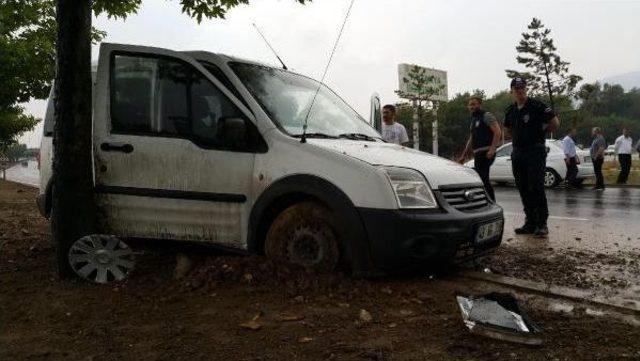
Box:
[294,132,338,139]
[338,133,379,142]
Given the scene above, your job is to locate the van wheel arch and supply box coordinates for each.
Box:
[248,175,373,276]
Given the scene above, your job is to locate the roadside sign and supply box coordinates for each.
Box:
[398,63,448,102]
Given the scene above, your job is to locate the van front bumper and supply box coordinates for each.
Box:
[357,203,503,271]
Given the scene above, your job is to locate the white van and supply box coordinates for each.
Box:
[37,43,503,281]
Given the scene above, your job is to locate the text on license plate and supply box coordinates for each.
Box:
[476,219,503,244]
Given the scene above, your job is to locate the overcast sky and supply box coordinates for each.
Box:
[19,0,640,146]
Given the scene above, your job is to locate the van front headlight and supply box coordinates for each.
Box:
[381,167,438,209]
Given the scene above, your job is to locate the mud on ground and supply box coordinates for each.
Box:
[1,180,639,360]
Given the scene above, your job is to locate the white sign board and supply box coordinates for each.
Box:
[398,63,448,102]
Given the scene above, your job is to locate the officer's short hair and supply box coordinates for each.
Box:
[592,127,601,134]
[382,104,396,114]
[469,96,483,104]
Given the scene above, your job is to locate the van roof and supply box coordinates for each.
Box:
[183,51,278,69]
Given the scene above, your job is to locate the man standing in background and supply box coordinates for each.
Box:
[614,128,633,184]
[562,128,580,189]
[457,96,502,201]
[381,104,410,146]
[590,127,607,191]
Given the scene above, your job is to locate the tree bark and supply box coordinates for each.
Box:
[52,0,96,278]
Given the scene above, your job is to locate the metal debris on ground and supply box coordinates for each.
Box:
[456,293,542,346]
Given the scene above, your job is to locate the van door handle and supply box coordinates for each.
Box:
[100,142,134,153]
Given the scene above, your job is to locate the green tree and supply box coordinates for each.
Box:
[0,0,105,150]
[5,143,27,162]
[51,0,309,278]
[0,106,38,152]
[506,18,582,110]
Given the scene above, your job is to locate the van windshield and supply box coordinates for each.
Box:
[230,62,381,139]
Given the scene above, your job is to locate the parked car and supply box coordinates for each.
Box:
[464,139,595,188]
[37,43,503,282]
[604,144,616,156]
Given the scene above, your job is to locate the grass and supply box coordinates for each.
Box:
[584,157,640,186]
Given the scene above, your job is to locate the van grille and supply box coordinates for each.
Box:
[440,187,489,212]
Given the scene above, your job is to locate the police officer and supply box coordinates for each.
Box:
[457,96,502,201]
[504,78,559,236]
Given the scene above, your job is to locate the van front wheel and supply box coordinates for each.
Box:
[265,202,340,272]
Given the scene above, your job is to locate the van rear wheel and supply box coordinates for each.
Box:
[265,202,340,272]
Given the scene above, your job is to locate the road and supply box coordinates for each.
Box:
[3,160,39,187]
[496,186,640,253]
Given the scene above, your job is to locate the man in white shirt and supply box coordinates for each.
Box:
[562,128,580,188]
[381,104,410,146]
[614,127,633,184]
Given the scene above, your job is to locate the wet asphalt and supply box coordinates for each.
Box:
[495,186,640,253]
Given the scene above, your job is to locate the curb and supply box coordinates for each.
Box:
[460,271,640,316]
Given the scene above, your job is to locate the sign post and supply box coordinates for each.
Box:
[432,101,439,156]
[396,64,448,153]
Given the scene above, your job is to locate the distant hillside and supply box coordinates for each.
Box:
[602,71,640,90]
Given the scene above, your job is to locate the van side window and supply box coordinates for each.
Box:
[110,54,249,150]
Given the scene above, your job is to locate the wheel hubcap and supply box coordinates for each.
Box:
[68,235,135,284]
[287,228,325,266]
[545,171,555,186]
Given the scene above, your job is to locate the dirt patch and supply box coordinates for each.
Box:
[1,180,640,360]
[471,239,640,293]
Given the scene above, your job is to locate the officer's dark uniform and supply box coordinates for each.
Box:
[504,96,555,231]
[470,110,497,201]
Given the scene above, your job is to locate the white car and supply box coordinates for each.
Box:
[465,139,595,188]
[37,43,503,282]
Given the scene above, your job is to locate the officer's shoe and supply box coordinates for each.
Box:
[514,224,536,235]
[534,225,549,237]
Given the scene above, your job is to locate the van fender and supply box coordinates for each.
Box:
[248,174,373,276]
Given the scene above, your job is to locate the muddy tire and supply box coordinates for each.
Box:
[265,202,340,272]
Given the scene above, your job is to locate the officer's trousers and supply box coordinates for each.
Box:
[512,146,548,227]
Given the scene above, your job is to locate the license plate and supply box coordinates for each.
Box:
[475,219,503,244]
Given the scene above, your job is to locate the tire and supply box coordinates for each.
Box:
[265,202,340,272]
[544,168,560,188]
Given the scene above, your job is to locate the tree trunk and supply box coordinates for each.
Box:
[52,0,96,278]
[542,60,556,138]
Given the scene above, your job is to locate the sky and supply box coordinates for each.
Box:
[19,0,640,147]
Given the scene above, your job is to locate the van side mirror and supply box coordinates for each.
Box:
[219,117,247,149]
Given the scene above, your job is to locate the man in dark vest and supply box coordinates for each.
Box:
[504,77,559,237]
[458,96,502,201]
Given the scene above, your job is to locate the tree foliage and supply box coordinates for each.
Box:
[0,0,106,148]
[0,106,39,151]
[506,18,582,108]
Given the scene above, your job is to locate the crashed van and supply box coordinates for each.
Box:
[38,43,503,282]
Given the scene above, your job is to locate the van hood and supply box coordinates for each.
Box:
[308,139,482,189]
